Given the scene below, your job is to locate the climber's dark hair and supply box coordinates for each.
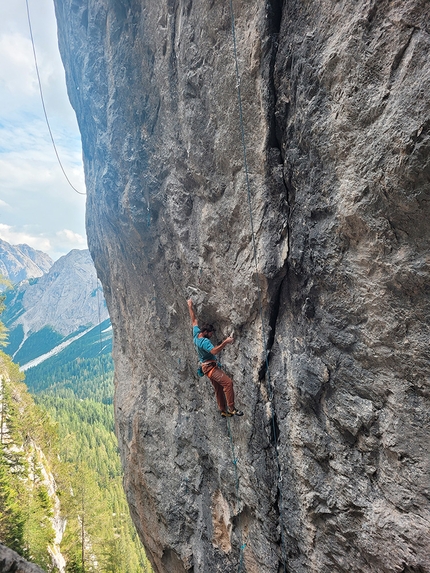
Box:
[200,323,215,335]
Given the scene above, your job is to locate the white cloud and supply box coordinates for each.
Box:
[0,119,84,190]
[49,228,87,260]
[0,0,86,262]
[0,2,78,125]
[0,131,86,240]
[56,228,87,247]
[0,33,36,100]
[0,223,88,261]
[0,223,52,252]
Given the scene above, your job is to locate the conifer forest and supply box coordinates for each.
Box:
[0,289,153,572]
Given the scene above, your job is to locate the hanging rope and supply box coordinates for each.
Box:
[228,2,288,571]
[25,0,86,196]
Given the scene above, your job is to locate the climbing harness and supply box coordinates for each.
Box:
[25,0,85,196]
[228,1,288,571]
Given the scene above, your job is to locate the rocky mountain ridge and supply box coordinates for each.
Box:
[0,239,53,287]
[54,1,430,572]
[3,249,109,371]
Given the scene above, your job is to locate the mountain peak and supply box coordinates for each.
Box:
[0,239,53,286]
[3,248,110,371]
[5,249,107,338]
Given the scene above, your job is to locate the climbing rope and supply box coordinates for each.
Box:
[228,1,288,570]
[25,0,86,196]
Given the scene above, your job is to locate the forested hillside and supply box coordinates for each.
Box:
[1,275,152,572]
[0,351,60,571]
[23,318,113,399]
[0,349,152,572]
[34,342,153,573]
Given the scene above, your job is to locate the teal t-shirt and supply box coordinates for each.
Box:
[193,326,216,363]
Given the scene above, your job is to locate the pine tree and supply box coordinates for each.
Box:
[0,442,25,551]
[0,276,12,348]
[0,355,57,569]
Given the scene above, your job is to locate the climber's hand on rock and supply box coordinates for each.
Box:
[187,299,198,326]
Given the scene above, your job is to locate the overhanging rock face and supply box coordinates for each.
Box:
[54,1,430,571]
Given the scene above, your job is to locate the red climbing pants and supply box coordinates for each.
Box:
[202,361,235,412]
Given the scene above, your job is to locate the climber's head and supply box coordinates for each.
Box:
[200,323,215,338]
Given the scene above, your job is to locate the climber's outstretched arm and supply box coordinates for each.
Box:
[187,299,198,327]
[211,337,234,355]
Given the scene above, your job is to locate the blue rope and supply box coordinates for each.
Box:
[238,543,247,571]
[228,2,288,571]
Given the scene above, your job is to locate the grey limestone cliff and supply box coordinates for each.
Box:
[54,1,430,572]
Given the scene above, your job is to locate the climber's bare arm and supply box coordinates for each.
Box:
[211,337,234,355]
[187,299,198,327]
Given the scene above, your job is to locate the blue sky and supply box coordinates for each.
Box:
[0,0,87,260]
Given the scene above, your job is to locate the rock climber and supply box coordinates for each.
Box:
[187,299,243,417]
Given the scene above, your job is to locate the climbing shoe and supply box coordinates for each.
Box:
[221,411,233,417]
[229,409,244,417]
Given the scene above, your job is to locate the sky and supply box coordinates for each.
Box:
[0,0,87,261]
